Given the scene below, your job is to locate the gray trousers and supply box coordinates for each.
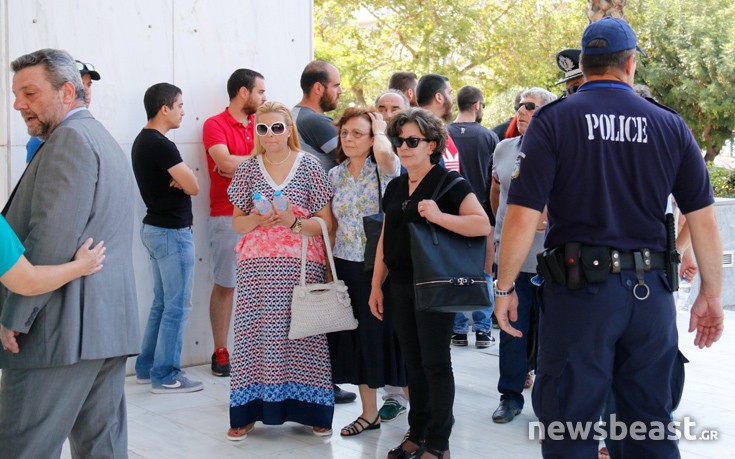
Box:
[0,356,128,459]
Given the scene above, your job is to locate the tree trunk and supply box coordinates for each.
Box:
[587,0,626,22]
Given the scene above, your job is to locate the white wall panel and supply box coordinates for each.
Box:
[1,0,313,372]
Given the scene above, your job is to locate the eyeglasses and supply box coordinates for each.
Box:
[339,129,370,139]
[75,61,95,72]
[515,101,541,112]
[256,122,287,136]
[389,137,431,149]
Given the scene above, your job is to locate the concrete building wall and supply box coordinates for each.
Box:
[0,0,314,371]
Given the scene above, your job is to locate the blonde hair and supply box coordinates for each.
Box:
[252,101,301,156]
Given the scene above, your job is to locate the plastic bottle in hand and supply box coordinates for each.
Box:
[273,190,288,211]
[253,192,272,215]
[676,276,691,312]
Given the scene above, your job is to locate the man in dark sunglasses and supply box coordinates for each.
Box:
[554,48,584,98]
[489,87,557,426]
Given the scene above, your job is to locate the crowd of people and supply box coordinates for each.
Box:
[0,16,725,459]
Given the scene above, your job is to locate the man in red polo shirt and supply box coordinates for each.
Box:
[202,68,266,376]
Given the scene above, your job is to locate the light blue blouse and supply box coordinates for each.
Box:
[329,157,400,261]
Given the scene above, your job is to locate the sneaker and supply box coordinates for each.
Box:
[491,314,500,330]
[379,398,408,421]
[151,375,204,394]
[136,377,151,385]
[211,347,230,377]
[475,331,495,348]
[451,333,468,346]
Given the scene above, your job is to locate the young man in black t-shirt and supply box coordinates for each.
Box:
[131,83,202,394]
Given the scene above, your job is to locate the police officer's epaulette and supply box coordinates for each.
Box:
[642,96,680,115]
[534,96,566,115]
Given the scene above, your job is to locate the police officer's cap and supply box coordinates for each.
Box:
[555,49,582,85]
[581,17,647,57]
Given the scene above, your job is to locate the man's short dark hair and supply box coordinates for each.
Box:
[457,85,484,112]
[144,82,181,120]
[580,40,635,77]
[388,71,418,92]
[416,74,449,107]
[227,68,264,100]
[300,60,332,94]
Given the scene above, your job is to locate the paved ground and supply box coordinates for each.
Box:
[53,309,735,458]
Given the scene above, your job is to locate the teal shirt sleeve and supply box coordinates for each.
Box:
[0,215,25,276]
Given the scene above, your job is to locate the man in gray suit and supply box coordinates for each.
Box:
[0,48,139,459]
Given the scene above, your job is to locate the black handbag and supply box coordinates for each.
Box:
[408,172,491,313]
[362,170,383,272]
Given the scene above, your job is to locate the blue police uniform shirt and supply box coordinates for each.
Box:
[508,80,713,253]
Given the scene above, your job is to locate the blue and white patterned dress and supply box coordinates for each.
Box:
[227,152,335,429]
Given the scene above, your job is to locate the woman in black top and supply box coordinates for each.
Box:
[369,108,491,459]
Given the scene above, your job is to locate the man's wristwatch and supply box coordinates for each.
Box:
[290,217,303,234]
[493,279,515,296]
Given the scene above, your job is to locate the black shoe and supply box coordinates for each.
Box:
[333,384,356,404]
[492,399,522,424]
[451,333,468,346]
[211,347,230,377]
[475,331,495,348]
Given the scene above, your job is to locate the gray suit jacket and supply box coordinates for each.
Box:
[0,109,139,369]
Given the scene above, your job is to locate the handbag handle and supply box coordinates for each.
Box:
[425,172,468,245]
[299,216,339,286]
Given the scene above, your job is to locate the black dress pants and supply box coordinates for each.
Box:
[390,281,455,451]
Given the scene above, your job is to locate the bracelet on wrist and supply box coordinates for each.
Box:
[493,279,515,296]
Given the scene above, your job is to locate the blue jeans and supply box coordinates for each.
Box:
[135,225,195,384]
[453,273,495,334]
[497,271,538,407]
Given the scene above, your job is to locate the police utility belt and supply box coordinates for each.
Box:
[536,243,668,300]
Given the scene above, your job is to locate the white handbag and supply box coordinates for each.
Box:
[288,217,358,340]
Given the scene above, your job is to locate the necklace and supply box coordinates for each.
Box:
[264,150,292,165]
[409,178,419,183]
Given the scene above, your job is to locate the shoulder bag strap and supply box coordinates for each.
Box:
[299,216,338,285]
[376,166,383,213]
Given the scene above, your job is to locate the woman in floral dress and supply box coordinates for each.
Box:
[226,101,334,440]
[328,106,407,437]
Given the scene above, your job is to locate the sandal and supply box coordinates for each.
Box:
[312,426,333,437]
[387,439,422,459]
[341,415,381,437]
[420,447,449,459]
[226,423,254,441]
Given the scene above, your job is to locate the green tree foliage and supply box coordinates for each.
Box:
[315,0,588,126]
[633,0,735,160]
[315,0,735,157]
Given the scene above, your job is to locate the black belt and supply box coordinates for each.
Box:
[612,250,666,272]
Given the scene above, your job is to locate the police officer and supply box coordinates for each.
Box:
[554,48,584,97]
[494,17,724,458]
